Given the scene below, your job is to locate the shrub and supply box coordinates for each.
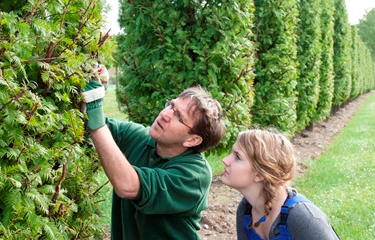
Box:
[0,1,114,238]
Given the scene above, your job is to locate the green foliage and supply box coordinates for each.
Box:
[0,0,114,239]
[116,0,255,153]
[312,0,335,122]
[250,0,299,136]
[295,0,322,131]
[332,0,352,105]
[0,0,26,13]
[357,8,375,62]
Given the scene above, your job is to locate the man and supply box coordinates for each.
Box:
[83,75,226,239]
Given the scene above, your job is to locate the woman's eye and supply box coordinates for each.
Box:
[235,154,240,160]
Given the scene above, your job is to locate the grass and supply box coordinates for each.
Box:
[205,153,227,176]
[293,90,375,239]
[103,85,128,121]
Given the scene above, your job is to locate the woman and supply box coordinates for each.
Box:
[221,129,339,240]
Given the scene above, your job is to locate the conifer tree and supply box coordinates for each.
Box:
[312,0,335,122]
[332,0,352,106]
[116,0,255,152]
[251,0,299,136]
[295,0,322,131]
[350,25,362,99]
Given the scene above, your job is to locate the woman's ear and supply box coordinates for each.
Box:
[183,135,203,148]
[254,172,264,183]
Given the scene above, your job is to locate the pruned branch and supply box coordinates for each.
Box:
[98,29,111,48]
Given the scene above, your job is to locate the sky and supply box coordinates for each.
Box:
[104,0,375,35]
[345,0,375,24]
[104,0,120,35]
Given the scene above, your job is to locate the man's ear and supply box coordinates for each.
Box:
[183,135,203,148]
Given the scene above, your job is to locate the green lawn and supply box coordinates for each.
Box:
[103,85,127,121]
[293,91,375,239]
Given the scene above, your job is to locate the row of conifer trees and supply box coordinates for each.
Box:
[116,0,375,154]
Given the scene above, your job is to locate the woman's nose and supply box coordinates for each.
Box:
[222,156,230,165]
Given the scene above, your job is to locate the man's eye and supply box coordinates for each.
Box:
[175,111,181,119]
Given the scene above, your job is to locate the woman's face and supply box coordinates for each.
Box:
[221,141,258,191]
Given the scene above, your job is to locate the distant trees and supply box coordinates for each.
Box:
[357,8,375,61]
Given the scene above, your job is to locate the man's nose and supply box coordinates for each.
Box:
[160,108,173,121]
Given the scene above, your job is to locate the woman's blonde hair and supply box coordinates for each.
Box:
[236,129,296,220]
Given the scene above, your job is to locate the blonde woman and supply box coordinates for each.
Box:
[221,129,339,240]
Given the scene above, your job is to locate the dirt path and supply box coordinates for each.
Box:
[198,92,373,239]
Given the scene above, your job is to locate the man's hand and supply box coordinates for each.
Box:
[94,63,110,88]
[82,80,106,130]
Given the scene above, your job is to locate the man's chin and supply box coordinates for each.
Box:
[149,126,158,140]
